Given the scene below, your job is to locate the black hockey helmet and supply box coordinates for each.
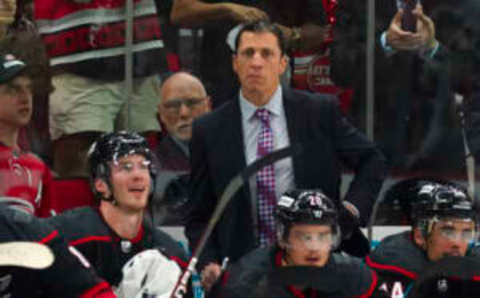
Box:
[87,131,156,201]
[412,183,476,222]
[276,189,340,248]
[411,182,477,236]
[382,178,474,224]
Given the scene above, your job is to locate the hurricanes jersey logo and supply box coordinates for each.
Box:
[377,281,404,298]
[391,282,404,298]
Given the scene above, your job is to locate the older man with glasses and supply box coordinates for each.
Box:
[150,71,211,226]
[158,72,211,147]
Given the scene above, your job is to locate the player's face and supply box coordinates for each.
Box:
[0,76,33,128]
[284,224,332,267]
[109,154,151,213]
[425,219,475,261]
[233,31,287,103]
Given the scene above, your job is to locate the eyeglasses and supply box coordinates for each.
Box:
[162,97,206,114]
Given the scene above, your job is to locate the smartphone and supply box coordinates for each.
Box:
[396,0,419,32]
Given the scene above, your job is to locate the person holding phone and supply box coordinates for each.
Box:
[382,1,438,55]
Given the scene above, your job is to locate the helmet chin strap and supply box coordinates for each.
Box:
[100,181,117,205]
[101,194,117,206]
[102,186,118,206]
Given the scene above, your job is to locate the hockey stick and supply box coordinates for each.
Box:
[170,145,303,298]
[455,93,476,200]
[0,242,54,269]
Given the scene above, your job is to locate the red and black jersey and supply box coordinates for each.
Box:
[0,143,54,217]
[366,231,430,297]
[220,246,379,298]
[47,207,189,287]
[367,231,480,297]
[0,204,116,297]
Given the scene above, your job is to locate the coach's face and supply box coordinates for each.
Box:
[233,31,287,105]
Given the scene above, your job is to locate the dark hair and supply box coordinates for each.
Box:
[234,20,286,56]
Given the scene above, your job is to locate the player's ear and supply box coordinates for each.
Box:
[95,178,111,199]
[413,228,427,250]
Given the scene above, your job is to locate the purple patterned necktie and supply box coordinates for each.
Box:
[255,108,276,246]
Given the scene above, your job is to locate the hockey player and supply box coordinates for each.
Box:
[47,131,189,293]
[219,189,379,298]
[366,180,478,297]
[0,203,116,297]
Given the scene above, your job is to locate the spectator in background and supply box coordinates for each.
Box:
[187,20,386,290]
[156,71,211,171]
[0,53,54,217]
[335,2,477,175]
[0,28,53,165]
[35,0,178,178]
[0,0,15,39]
[151,71,211,226]
[381,4,436,54]
[47,131,189,291]
[411,4,480,172]
[377,3,438,169]
[330,1,438,130]
[388,4,479,174]
[366,180,478,296]
[170,0,268,107]
[0,203,116,297]
[264,0,356,114]
[0,0,52,163]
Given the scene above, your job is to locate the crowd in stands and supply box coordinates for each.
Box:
[0,0,479,297]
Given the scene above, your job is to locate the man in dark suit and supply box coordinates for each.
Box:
[186,21,387,290]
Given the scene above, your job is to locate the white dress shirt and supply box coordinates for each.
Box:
[239,86,295,202]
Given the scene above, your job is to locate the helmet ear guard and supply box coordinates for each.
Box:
[412,184,477,221]
[93,164,114,203]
